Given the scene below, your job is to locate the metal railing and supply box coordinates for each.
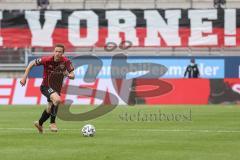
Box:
[0,48,28,71]
[0,0,227,9]
[30,46,240,57]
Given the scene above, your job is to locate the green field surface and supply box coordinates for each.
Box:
[0,105,240,160]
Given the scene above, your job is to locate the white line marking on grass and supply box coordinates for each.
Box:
[99,129,240,133]
[0,128,239,133]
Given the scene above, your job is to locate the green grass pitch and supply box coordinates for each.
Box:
[0,105,240,160]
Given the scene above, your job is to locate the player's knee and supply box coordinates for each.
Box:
[53,97,61,105]
[50,93,61,106]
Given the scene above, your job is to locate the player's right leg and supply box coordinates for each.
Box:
[34,101,52,133]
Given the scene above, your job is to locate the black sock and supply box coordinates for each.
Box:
[50,105,58,124]
[39,110,50,126]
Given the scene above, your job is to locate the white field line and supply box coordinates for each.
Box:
[0,128,239,133]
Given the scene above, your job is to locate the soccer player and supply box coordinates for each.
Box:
[20,44,75,133]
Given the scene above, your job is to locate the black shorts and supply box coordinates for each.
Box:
[40,85,56,102]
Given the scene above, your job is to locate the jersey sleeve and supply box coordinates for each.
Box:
[66,60,74,72]
[35,57,48,66]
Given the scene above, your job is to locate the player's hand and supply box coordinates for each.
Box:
[20,78,26,86]
[62,70,69,77]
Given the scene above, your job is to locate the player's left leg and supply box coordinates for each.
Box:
[49,102,59,132]
[48,92,61,132]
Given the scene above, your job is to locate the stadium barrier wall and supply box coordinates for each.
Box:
[0,78,239,105]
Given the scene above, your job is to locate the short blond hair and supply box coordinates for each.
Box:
[54,44,65,53]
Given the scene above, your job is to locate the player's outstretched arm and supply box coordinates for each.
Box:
[20,60,37,86]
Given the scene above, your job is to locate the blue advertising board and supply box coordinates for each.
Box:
[28,56,225,79]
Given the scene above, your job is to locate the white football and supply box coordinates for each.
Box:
[82,124,96,137]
